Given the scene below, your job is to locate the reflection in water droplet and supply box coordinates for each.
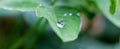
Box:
[56,20,64,28]
[69,13,72,16]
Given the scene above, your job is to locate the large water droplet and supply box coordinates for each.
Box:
[56,20,64,28]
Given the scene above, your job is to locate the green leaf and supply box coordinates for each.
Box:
[36,5,81,42]
[0,0,40,11]
[110,0,117,14]
[94,0,120,28]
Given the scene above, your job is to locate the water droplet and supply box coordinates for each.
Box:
[77,13,80,16]
[69,13,72,16]
[56,20,64,28]
[63,13,67,16]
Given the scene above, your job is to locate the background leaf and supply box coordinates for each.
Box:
[36,5,81,42]
[0,0,40,11]
[94,0,120,28]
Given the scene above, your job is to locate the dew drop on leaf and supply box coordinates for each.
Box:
[63,13,67,16]
[56,20,64,28]
[64,13,73,16]
[69,13,72,16]
[77,13,80,16]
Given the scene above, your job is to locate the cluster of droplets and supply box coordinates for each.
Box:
[38,4,81,29]
[63,13,73,16]
[63,13,80,16]
[56,13,80,28]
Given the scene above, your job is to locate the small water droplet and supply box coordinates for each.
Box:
[56,20,64,28]
[69,13,72,16]
[63,13,67,16]
[77,13,80,16]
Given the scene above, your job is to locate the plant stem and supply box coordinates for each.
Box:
[9,18,42,49]
[6,14,24,49]
[24,19,48,49]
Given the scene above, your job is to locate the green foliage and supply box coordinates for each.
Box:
[0,0,81,42]
[0,0,40,11]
